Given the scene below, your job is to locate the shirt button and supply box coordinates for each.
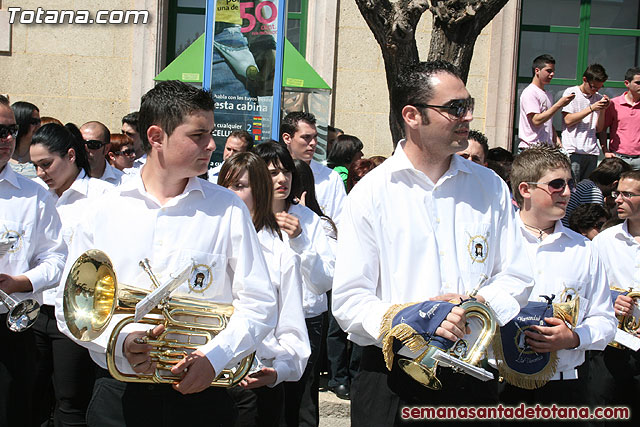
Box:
[439,251,445,256]
[436,218,441,224]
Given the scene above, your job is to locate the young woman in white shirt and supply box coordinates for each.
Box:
[218,151,310,426]
[29,123,113,426]
[253,141,335,427]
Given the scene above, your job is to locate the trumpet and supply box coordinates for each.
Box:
[63,249,254,387]
[398,276,497,390]
[398,299,497,390]
[608,287,640,349]
[0,289,40,332]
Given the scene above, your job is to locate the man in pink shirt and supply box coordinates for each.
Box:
[518,54,575,151]
[601,67,640,170]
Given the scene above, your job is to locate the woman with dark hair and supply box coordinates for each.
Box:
[10,101,41,178]
[108,133,136,171]
[28,123,113,426]
[253,141,335,427]
[293,159,337,239]
[327,134,364,188]
[346,158,376,193]
[217,152,309,426]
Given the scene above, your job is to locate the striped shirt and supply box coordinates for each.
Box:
[562,179,603,226]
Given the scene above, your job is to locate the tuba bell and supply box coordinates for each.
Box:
[63,249,254,387]
[398,299,498,390]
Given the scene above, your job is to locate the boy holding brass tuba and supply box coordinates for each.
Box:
[332,61,535,426]
[54,81,278,426]
[502,145,616,421]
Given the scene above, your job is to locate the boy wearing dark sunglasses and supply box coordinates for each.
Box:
[504,145,616,416]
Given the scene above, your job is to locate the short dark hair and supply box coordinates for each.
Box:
[31,123,91,176]
[510,145,570,207]
[11,101,39,143]
[620,170,640,183]
[138,80,214,152]
[280,111,316,140]
[568,203,610,235]
[487,147,514,163]
[583,63,608,83]
[252,140,302,208]
[229,130,254,151]
[588,157,631,186]
[625,67,640,83]
[122,111,139,131]
[0,95,9,106]
[392,60,462,126]
[327,134,364,168]
[467,130,489,158]
[532,54,555,75]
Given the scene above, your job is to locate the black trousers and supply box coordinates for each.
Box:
[326,292,361,389]
[31,305,95,427]
[87,368,237,426]
[0,312,37,427]
[282,314,324,427]
[228,383,284,427]
[351,345,499,426]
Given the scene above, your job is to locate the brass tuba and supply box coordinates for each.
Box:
[398,299,497,390]
[608,287,640,349]
[63,249,254,387]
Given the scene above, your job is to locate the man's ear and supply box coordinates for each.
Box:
[147,125,165,151]
[401,105,424,130]
[282,132,292,146]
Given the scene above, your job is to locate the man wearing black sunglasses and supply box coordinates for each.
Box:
[332,61,534,426]
[80,121,123,185]
[0,95,66,426]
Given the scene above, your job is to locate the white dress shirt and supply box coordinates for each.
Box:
[99,162,124,185]
[207,163,224,183]
[286,203,335,318]
[0,165,66,312]
[309,160,346,223]
[35,170,114,306]
[332,141,535,349]
[592,221,640,292]
[254,229,310,384]
[518,218,616,378]
[55,173,277,377]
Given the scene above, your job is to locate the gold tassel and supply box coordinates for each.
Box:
[379,302,427,371]
[491,329,558,390]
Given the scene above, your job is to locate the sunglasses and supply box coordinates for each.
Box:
[412,97,475,119]
[0,124,19,140]
[30,118,41,126]
[527,178,576,193]
[611,191,640,200]
[114,148,136,156]
[84,140,106,150]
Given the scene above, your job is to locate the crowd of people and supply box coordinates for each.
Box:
[1,54,639,427]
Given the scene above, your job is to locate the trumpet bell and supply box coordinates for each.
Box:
[398,352,442,390]
[64,249,117,341]
[7,298,40,332]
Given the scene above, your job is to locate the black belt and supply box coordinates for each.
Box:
[614,152,640,159]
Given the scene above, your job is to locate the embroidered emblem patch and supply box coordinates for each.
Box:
[0,229,23,256]
[188,263,213,293]
[467,234,489,264]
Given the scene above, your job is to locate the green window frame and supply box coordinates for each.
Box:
[513,0,640,148]
[165,0,308,65]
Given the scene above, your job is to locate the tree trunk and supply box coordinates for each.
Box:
[354,0,510,146]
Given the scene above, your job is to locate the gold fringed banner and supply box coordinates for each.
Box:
[379,302,426,371]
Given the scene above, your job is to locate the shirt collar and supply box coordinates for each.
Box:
[388,140,473,179]
[0,164,22,189]
[119,171,206,206]
[65,170,90,197]
[613,220,637,244]
[519,217,570,245]
[620,92,640,107]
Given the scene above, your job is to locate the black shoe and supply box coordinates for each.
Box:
[330,384,350,400]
